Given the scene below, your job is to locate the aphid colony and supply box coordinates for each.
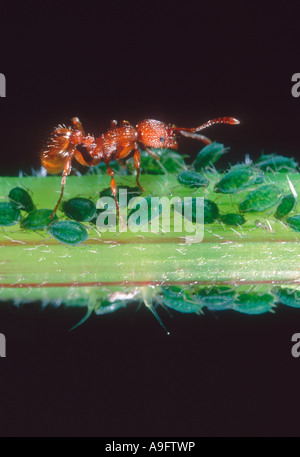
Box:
[150,285,300,315]
[91,285,288,324]
[1,142,299,244]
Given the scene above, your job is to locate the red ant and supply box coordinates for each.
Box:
[41,116,240,219]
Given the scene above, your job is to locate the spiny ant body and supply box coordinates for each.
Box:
[41,116,240,219]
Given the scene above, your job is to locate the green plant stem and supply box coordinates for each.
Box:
[0,174,299,299]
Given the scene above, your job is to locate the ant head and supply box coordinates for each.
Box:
[136,119,178,150]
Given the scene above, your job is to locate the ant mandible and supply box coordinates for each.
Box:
[41,116,240,219]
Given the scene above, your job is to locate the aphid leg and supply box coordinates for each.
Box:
[145,147,161,160]
[133,148,145,193]
[70,305,94,331]
[51,155,73,219]
[141,287,170,335]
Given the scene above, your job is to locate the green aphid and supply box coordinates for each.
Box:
[128,195,163,225]
[159,287,202,314]
[274,194,297,219]
[0,202,21,226]
[214,165,264,194]
[272,287,300,309]
[62,197,96,222]
[220,213,246,226]
[286,214,300,233]
[159,150,188,174]
[190,286,236,311]
[184,198,219,224]
[234,293,275,315]
[48,220,88,245]
[193,142,228,170]
[127,149,187,175]
[256,153,298,172]
[239,184,282,212]
[8,187,36,213]
[99,186,142,208]
[177,170,209,188]
[21,209,57,230]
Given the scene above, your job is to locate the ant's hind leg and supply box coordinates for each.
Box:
[133,148,145,193]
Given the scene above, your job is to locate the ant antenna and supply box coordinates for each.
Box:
[194,117,240,132]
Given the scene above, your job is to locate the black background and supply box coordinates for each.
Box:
[0,0,300,437]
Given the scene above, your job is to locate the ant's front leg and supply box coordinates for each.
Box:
[178,130,212,144]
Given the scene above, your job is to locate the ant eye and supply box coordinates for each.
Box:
[160,136,165,143]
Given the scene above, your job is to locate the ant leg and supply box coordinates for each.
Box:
[106,164,121,222]
[133,148,145,193]
[118,145,134,160]
[73,147,94,166]
[51,155,73,219]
